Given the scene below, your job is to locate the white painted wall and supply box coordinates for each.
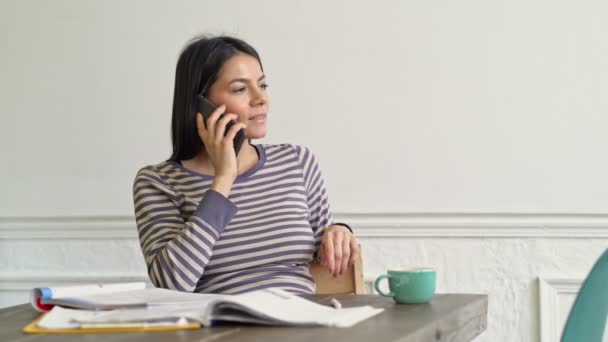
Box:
[1,1,607,341]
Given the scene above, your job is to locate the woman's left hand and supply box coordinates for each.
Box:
[319,225,360,277]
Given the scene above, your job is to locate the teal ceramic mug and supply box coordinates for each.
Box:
[374,268,436,304]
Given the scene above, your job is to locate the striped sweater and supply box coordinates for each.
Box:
[132,144,334,294]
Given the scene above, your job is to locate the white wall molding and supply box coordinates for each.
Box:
[342,213,608,238]
[538,276,584,342]
[0,216,137,239]
[2,213,608,239]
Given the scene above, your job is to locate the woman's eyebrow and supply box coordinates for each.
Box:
[228,75,266,85]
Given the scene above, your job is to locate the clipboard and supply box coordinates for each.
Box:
[23,313,201,334]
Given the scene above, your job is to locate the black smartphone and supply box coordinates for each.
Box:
[196,94,246,156]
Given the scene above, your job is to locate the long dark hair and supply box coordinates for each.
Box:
[168,35,263,162]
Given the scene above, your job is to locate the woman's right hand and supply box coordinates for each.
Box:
[196,104,247,182]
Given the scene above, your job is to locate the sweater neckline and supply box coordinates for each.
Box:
[170,143,266,181]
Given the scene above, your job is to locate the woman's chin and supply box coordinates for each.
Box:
[246,128,267,140]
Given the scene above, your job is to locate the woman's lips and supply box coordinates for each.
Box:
[249,114,267,122]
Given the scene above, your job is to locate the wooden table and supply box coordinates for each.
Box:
[0,294,488,342]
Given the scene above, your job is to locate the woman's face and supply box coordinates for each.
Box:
[207,53,269,140]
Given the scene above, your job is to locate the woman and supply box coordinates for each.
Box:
[133,35,359,294]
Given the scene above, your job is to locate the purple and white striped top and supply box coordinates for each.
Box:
[132,144,334,294]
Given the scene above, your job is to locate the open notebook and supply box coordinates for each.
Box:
[26,282,383,333]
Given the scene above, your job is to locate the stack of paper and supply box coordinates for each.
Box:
[25,283,384,333]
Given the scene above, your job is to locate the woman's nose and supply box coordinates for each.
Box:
[251,87,267,107]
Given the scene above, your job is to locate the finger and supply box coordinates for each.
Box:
[333,234,343,277]
[225,122,247,142]
[214,114,238,144]
[205,105,226,141]
[196,113,208,141]
[319,244,327,266]
[324,234,335,274]
[340,236,350,276]
[349,237,359,267]
[209,104,227,123]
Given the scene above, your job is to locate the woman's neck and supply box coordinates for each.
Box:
[181,142,259,177]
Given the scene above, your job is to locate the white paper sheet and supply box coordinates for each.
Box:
[36,287,384,329]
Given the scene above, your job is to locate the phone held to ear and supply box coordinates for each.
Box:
[196,95,246,157]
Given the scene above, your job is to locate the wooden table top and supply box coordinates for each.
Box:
[0,293,488,342]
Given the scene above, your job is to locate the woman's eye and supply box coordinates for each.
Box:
[232,87,246,93]
[260,83,269,90]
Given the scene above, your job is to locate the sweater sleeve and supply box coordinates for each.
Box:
[294,146,335,259]
[132,166,238,292]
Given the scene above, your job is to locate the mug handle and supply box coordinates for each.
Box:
[374,274,394,297]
